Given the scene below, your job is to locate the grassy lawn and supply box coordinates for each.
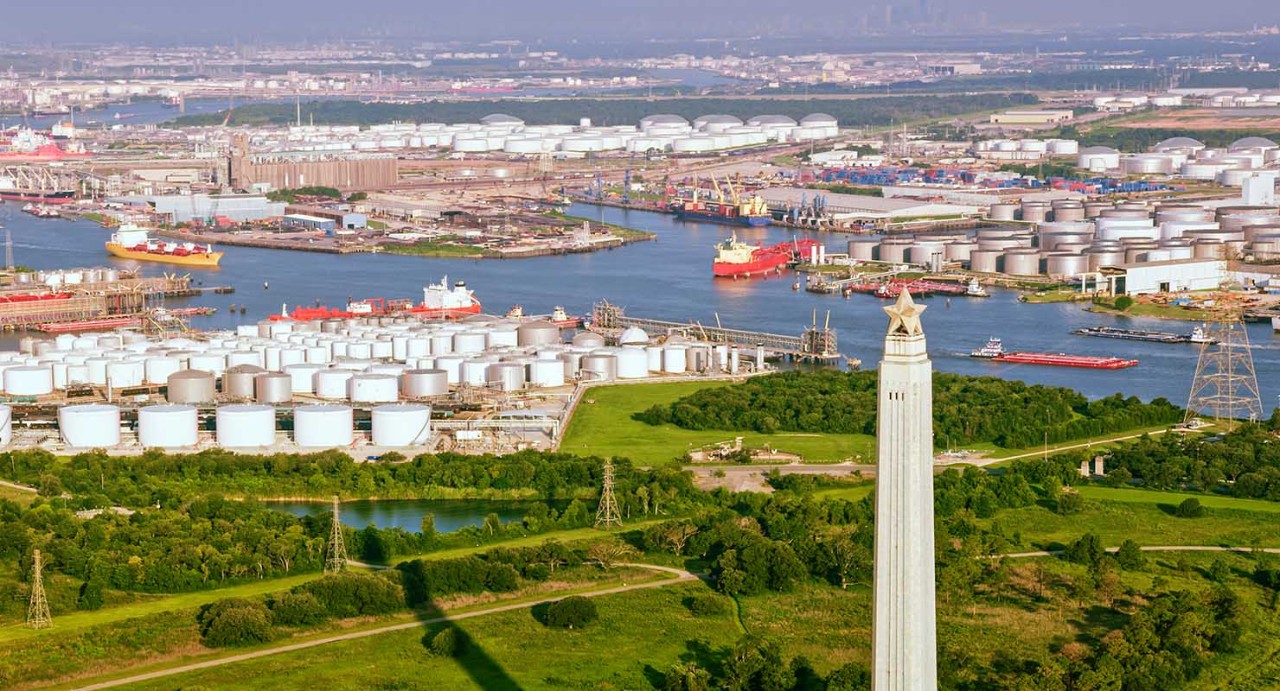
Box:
[125,582,739,691]
[1020,289,1085,304]
[813,484,875,502]
[0,483,36,505]
[561,381,875,465]
[970,423,1177,462]
[389,521,665,564]
[1077,485,1280,515]
[382,240,489,258]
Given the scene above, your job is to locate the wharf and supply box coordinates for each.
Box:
[588,300,850,365]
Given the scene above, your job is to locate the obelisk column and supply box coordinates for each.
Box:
[871,289,937,690]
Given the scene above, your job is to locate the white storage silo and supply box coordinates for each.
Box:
[188,353,227,375]
[216,404,277,447]
[453,331,487,355]
[371,404,432,446]
[616,347,649,379]
[284,363,325,394]
[528,360,566,388]
[138,405,199,448]
[460,359,491,386]
[402,369,449,397]
[349,374,400,403]
[370,340,393,359]
[486,363,526,392]
[4,366,52,396]
[314,369,355,399]
[144,356,183,384]
[227,350,264,368]
[255,372,292,403]
[580,354,617,381]
[294,405,354,448]
[59,404,121,447]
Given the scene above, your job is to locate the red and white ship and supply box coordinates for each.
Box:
[712,234,820,278]
[271,276,482,322]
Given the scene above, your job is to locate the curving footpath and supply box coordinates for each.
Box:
[73,563,698,691]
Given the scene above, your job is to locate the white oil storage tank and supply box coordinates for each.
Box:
[216,404,277,447]
[349,374,400,403]
[371,404,432,446]
[168,370,217,404]
[294,405,354,448]
[314,369,355,399]
[59,404,121,448]
[401,369,449,397]
[4,366,52,396]
[255,372,293,403]
[138,405,198,448]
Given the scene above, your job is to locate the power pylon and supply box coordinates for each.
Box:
[595,460,622,529]
[324,495,348,573]
[1186,313,1263,427]
[27,549,51,629]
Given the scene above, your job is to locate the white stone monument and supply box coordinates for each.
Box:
[872,289,938,690]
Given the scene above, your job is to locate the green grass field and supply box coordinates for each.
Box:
[1077,485,1280,514]
[561,381,876,465]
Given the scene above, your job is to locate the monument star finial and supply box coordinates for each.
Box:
[883,288,926,337]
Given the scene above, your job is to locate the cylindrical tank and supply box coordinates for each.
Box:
[167,370,216,404]
[662,346,689,373]
[1019,202,1049,224]
[988,203,1019,221]
[283,363,324,394]
[371,404,432,446]
[486,363,526,392]
[144,356,183,385]
[349,374,400,402]
[968,250,1002,273]
[59,404,120,447]
[216,404,277,447]
[452,331,487,355]
[223,364,265,398]
[4,366,52,396]
[1051,205,1086,222]
[528,359,566,388]
[401,369,449,397]
[615,347,649,379]
[138,405,198,448]
[293,405,354,448]
[314,369,355,399]
[848,238,877,261]
[460,360,492,386]
[187,353,227,375]
[572,332,606,349]
[106,360,144,388]
[1002,249,1042,276]
[581,354,618,381]
[943,240,977,262]
[255,372,293,404]
[876,239,913,263]
[1085,248,1126,271]
[517,320,561,347]
[1044,253,1089,278]
[1193,240,1225,259]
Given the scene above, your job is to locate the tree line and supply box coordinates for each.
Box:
[635,370,1181,449]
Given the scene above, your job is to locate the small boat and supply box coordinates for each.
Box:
[965,278,989,297]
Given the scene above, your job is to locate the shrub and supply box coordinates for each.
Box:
[684,593,732,617]
[1176,498,1205,518]
[77,580,104,611]
[1114,296,1134,311]
[428,627,462,657]
[198,598,274,647]
[270,591,328,627]
[1056,491,1084,515]
[545,596,598,629]
[1115,540,1146,571]
[300,571,405,618]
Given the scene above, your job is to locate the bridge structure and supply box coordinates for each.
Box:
[588,300,844,364]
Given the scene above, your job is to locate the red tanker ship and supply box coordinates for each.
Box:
[712,235,820,278]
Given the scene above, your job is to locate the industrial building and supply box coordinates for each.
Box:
[1103,259,1227,296]
[283,213,337,232]
[284,204,367,229]
[756,187,982,225]
[113,193,287,224]
[988,110,1074,126]
[228,134,399,191]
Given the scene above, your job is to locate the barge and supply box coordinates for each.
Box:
[970,337,1139,370]
[1073,325,1215,345]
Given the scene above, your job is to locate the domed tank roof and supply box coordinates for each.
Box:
[747,114,798,127]
[693,114,743,126]
[800,112,838,125]
[619,327,649,345]
[1081,146,1120,154]
[571,332,606,348]
[480,113,524,126]
[1231,136,1279,150]
[1153,137,1204,151]
[640,113,690,127]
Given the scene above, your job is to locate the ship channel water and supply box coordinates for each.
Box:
[0,202,1276,408]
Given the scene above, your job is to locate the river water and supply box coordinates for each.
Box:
[0,202,1275,406]
[267,498,533,533]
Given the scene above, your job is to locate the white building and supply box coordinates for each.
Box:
[1107,259,1227,295]
[872,290,938,689]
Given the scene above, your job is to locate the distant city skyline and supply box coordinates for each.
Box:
[3,0,1279,43]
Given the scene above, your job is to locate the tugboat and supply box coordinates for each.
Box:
[970,337,1139,370]
[965,278,989,297]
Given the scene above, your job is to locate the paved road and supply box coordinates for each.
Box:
[73,563,698,691]
[0,479,36,493]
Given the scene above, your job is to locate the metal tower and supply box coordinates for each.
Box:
[324,496,348,573]
[1186,313,1263,426]
[595,460,622,529]
[27,549,51,629]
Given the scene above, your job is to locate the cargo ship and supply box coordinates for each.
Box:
[713,235,820,278]
[1072,325,1215,345]
[0,186,75,204]
[105,225,223,267]
[271,276,482,322]
[970,337,1139,369]
[674,177,771,227]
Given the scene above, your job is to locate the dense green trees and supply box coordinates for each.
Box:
[545,596,598,629]
[636,371,1180,449]
[1091,423,1280,500]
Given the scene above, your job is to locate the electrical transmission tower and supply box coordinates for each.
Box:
[325,495,348,573]
[27,549,51,629]
[1186,313,1263,427]
[595,460,622,529]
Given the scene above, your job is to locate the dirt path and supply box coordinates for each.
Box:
[72,564,698,690]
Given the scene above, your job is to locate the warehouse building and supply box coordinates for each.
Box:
[283,213,337,232]
[113,193,287,224]
[284,204,367,229]
[1103,259,1227,296]
[988,110,1074,126]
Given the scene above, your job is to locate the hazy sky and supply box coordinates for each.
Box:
[3,0,1279,43]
